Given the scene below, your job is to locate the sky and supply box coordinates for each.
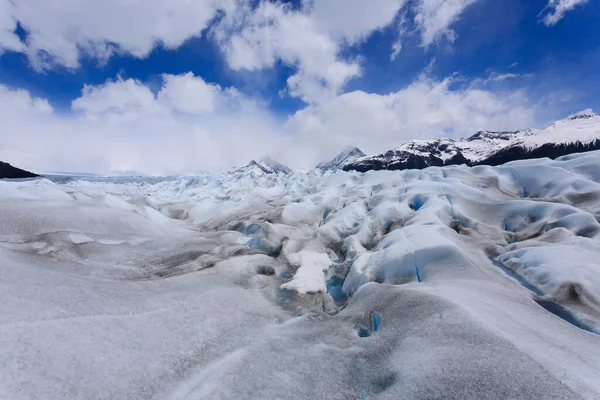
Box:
[0,0,598,175]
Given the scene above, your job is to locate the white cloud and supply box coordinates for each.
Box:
[0,85,52,115]
[2,0,387,98]
[213,0,454,103]
[0,73,539,174]
[0,74,283,175]
[389,0,480,58]
[540,0,589,26]
[157,73,221,115]
[283,76,536,166]
[0,1,545,174]
[217,0,482,80]
[0,0,25,54]
[413,0,480,47]
[71,73,253,122]
[390,8,410,61]
[479,72,533,84]
[72,78,157,117]
[214,1,363,103]
[304,0,408,42]
[391,41,403,61]
[491,73,521,82]
[0,0,480,101]
[0,0,234,69]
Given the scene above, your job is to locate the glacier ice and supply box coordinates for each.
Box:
[280,251,332,294]
[2,152,600,398]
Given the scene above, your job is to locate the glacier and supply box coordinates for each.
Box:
[1,152,600,399]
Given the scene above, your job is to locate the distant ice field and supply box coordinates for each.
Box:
[2,151,600,399]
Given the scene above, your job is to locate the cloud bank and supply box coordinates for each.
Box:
[0,0,569,174]
[0,73,536,174]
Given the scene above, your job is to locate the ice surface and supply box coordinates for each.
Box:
[2,151,600,399]
[68,233,94,244]
[280,251,332,294]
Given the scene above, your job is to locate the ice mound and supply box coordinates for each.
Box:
[2,151,600,399]
[281,251,332,294]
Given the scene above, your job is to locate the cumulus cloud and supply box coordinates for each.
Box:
[214,0,481,99]
[0,85,52,115]
[0,74,283,175]
[72,73,254,121]
[72,78,158,117]
[540,0,589,26]
[213,1,364,103]
[158,73,222,115]
[2,0,404,95]
[304,0,408,42]
[283,76,536,166]
[0,72,539,174]
[0,0,236,69]
[1,0,481,97]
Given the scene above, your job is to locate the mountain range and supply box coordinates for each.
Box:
[2,112,600,178]
[315,147,366,171]
[178,111,600,176]
[332,111,600,172]
[230,156,293,176]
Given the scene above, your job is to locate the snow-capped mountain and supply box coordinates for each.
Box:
[231,157,293,176]
[460,129,539,162]
[259,156,293,175]
[316,147,366,170]
[341,139,471,172]
[343,112,600,172]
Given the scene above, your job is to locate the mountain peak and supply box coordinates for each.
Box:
[466,130,520,142]
[316,147,366,170]
[232,157,293,176]
[259,156,293,175]
[566,109,598,121]
[341,146,366,156]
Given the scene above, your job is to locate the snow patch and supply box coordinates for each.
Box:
[281,251,332,294]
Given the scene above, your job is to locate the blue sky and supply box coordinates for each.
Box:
[0,0,598,174]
